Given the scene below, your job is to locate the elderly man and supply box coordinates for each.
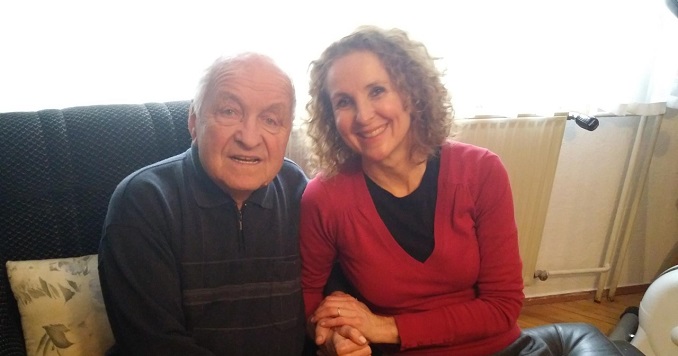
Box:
[98,53,308,355]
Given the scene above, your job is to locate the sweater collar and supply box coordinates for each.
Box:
[188,144,274,210]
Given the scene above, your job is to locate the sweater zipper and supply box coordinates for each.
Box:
[237,203,246,251]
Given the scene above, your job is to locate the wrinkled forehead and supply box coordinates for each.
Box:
[211,56,294,107]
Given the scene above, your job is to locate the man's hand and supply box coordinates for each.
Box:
[312,292,399,344]
[317,325,371,356]
[312,292,370,355]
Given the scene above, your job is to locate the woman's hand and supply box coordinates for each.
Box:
[316,325,372,356]
[311,292,400,344]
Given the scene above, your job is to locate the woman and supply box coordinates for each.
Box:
[300,26,526,355]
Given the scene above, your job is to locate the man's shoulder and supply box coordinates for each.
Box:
[114,151,188,196]
[278,158,309,185]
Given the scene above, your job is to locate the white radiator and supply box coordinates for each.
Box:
[454,115,567,286]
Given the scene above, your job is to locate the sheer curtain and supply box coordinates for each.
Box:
[1,0,676,117]
[435,0,678,117]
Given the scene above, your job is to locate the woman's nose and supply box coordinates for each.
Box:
[355,101,375,124]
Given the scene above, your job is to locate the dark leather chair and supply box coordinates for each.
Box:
[522,322,645,355]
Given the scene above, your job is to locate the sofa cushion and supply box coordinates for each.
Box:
[6,254,114,356]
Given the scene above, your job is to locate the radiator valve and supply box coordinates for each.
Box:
[534,270,550,281]
[567,112,599,131]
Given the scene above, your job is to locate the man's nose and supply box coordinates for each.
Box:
[234,116,262,147]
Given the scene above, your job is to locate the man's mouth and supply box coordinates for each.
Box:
[231,155,261,164]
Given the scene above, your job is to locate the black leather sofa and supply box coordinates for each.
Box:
[0,101,644,355]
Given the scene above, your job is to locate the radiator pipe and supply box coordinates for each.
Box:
[534,264,611,281]
[592,116,647,302]
[605,114,664,301]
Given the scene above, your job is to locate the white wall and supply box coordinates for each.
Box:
[524,108,678,297]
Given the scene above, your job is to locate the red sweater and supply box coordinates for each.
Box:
[300,141,524,355]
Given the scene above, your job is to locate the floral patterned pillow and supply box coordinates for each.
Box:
[6,254,115,356]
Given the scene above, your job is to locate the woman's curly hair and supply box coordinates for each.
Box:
[305,26,454,177]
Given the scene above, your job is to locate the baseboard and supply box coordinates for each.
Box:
[523,284,650,306]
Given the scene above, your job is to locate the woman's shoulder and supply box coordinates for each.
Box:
[301,170,364,215]
[443,139,493,155]
[306,169,361,194]
[302,171,364,208]
[441,139,501,164]
[439,140,507,183]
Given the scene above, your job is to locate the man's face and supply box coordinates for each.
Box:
[189,58,293,205]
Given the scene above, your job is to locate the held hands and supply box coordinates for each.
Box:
[311,292,370,356]
[311,291,399,350]
[316,325,372,356]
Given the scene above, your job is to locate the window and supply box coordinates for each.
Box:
[1,0,676,117]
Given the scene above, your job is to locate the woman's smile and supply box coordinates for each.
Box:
[356,123,388,139]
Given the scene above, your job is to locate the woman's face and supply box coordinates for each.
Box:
[325,51,413,167]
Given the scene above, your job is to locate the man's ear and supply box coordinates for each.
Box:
[188,107,197,139]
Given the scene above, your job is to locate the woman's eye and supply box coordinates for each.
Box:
[334,97,351,109]
[370,86,385,97]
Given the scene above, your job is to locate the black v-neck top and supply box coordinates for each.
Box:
[365,155,440,262]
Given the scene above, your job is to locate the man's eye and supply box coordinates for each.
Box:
[263,117,279,126]
[260,116,283,133]
[220,108,237,117]
[214,107,242,125]
[218,107,240,119]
